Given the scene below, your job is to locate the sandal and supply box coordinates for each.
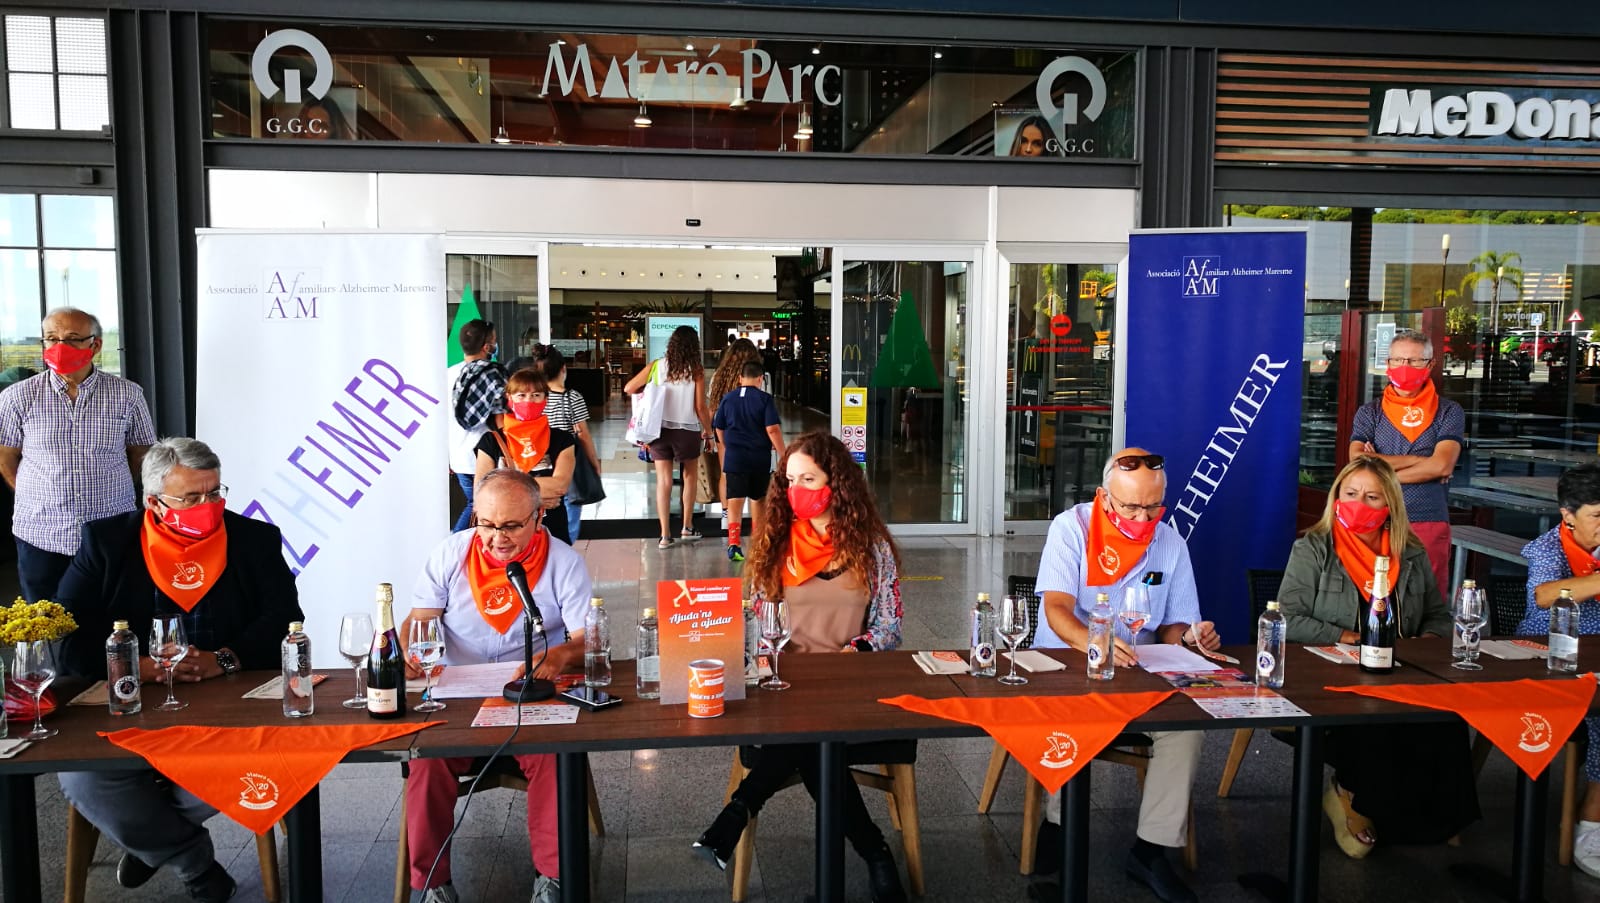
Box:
[1322,777,1376,859]
[658,537,674,550]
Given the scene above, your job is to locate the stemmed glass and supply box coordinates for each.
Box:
[150,616,190,711]
[338,612,375,709]
[409,618,446,712]
[1119,585,1152,638]
[759,600,792,691]
[997,595,1031,686]
[1452,586,1485,671]
[12,641,58,739]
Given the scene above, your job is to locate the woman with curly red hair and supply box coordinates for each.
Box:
[692,430,907,902]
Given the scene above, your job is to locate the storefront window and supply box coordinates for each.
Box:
[0,192,120,376]
[3,15,109,131]
[208,21,1137,159]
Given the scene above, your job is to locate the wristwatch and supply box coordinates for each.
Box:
[214,647,241,675]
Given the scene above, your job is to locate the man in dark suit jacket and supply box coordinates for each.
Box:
[55,437,302,903]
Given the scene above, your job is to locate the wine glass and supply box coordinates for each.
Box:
[1119,585,1152,639]
[408,618,446,712]
[1453,588,1485,671]
[997,595,1030,686]
[150,616,190,711]
[338,612,375,709]
[759,600,792,691]
[12,640,58,740]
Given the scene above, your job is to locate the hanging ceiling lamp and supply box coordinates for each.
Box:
[634,100,652,128]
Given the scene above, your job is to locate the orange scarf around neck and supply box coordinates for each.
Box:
[1085,490,1153,586]
[498,415,551,473]
[1380,380,1439,444]
[1332,521,1394,598]
[783,518,836,587]
[464,530,551,634]
[1558,521,1600,578]
[141,509,229,613]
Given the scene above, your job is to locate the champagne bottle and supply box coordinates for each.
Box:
[1358,556,1396,674]
[366,583,405,719]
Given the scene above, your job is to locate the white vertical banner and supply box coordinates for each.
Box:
[196,231,449,665]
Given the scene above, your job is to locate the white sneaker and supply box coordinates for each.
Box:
[1576,820,1600,880]
[532,874,561,903]
[410,884,458,903]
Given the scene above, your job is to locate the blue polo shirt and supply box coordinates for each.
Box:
[713,386,780,474]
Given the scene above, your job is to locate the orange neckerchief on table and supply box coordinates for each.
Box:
[102,723,438,834]
[1559,522,1600,578]
[783,518,835,587]
[880,691,1174,792]
[464,529,551,635]
[1085,489,1153,586]
[140,509,228,613]
[1327,674,1596,779]
[498,415,552,473]
[1332,521,1394,598]
[1380,380,1439,444]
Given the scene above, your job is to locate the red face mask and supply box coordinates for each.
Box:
[42,341,96,376]
[1387,365,1431,393]
[787,484,832,520]
[161,499,225,539]
[1106,502,1163,543]
[509,400,546,421]
[1335,498,1390,534]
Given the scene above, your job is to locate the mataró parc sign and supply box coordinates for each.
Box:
[1374,87,1600,142]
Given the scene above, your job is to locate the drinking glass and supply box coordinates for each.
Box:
[12,641,57,740]
[150,617,190,711]
[1452,588,1485,671]
[997,594,1030,686]
[338,612,375,708]
[408,618,446,712]
[759,600,792,691]
[1120,585,1152,638]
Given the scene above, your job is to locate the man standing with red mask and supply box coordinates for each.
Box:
[0,307,155,601]
[1029,448,1221,903]
[1349,329,1463,595]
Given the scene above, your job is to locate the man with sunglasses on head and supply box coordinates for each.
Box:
[53,437,303,902]
[401,469,592,903]
[0,307,156,602]
[1029,448,1220,903]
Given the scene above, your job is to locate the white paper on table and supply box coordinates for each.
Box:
[242,674,329,699]
[1137,644,1220,672]
[430,662,525,699]
[0,739,31,758]
[1188,693,1310,720]
[1004,650,1066,672]
[69,681,108,706]
[1479,639,1546,661]
[470,701,580,727]
[912,651,970,676]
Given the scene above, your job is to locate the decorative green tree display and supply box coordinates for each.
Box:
[871,292,941,390]
[446,283,481,367]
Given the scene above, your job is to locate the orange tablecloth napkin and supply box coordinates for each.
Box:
[1326,674,1596,779]
[880,692,1174,792]
[102,722,440,834]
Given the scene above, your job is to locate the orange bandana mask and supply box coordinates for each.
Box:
[1380,380,1439,444]
[140,509,229,613]
[1085,490,1154,586]
[1559,522,1600,579]
[783,517,836,587]
[499,415,551,473]
[1332,521,1394,598]
[464,529,550,634]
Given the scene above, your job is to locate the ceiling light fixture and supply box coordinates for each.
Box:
[797,105,814,137]
[493,126,511,144]
[933,51,943,60]
[685,42,695,51]
[811,45,822,55]
[729,91,747,110]
[634,100,652,128]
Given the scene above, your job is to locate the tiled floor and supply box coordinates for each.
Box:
[14,535,1600,901]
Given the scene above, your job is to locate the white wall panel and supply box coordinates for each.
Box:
[207,171,378,228]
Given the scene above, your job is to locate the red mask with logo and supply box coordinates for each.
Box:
[787,485,832,520]
[161,499,225,539]
[1106,504,1162,543]
[43,342,95,376]
[1335,499,1390,535]
[1387,365,1431,394]
[509,400,547,421]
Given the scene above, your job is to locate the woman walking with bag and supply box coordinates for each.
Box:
[625,326,712,549]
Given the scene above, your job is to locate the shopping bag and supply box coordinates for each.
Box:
[567,444,607,506]
[624,360,664,446]
[696,441,722,505]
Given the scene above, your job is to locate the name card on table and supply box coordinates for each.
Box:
[657,578,747,705]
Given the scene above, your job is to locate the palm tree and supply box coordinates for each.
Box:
[1460,251,1524,332]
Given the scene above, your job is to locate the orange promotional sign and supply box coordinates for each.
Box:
[1327,674,1597,778]
[657,578,746,706]
[102,722,438,833]
[879,691,1174,793]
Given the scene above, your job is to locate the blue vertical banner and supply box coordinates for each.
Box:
[1125,230,1306,642]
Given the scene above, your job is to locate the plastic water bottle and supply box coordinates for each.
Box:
[969,592,997,677]
[1451,579,1479,660]
[281,621,314,718]
[1087,592,1115,681]
[743,599,761,686]
[106,619,142,716]
[584,597,613,688]
[636,607,660,699]
[1256,601,1286,689]
[1549,588,1580,673]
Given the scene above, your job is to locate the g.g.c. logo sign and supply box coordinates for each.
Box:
[251,29,334,136]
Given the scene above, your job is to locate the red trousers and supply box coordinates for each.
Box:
[1411,520,1452,598]
[405,754,559,890]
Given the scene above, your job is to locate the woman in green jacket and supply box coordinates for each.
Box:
[1277,455,1478,858]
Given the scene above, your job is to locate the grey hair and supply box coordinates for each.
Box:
[476,468,541,508]
[1391,329,1434,361]
[142,437,222,506]
[1102,455,1168,491]
[44,306,103,339]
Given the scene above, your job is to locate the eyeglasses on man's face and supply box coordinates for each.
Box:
[473,511,540,537]
[1389,357,1432,367]
[159,485,228,509]
[1105,487,1165,518]
[40,335,96,349]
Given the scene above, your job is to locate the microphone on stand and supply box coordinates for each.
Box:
[502,560,555,702]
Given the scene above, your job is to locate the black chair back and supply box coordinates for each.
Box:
[1485,574,1530,636]
[1245,569,1286,643]
[1005,575,1042,649]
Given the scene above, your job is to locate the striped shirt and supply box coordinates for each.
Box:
[0,369,156,555]
[1033,502,1202,648]
[1349,397,1465,524]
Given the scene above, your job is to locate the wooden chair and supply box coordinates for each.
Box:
[64,802,281,903]
[975,577,1197,874]
[1216,568,1290,798]
[724,745,924,902]
[392,756,606,903]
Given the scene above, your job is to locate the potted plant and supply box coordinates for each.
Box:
[0,598,77,732]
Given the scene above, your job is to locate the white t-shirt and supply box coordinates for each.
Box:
[409,529,593,665]
[446,361,489,474]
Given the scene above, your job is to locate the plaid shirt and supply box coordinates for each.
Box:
[0,369,156,555]
[452,359,506,431]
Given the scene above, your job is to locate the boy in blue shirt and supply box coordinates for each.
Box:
[712,361,784,561]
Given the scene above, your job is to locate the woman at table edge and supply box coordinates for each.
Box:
[1277,454,1479,858]
[691,430,908,903]
[1515,460,1600,879]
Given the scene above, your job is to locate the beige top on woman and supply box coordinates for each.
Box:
[783,568,870,654]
